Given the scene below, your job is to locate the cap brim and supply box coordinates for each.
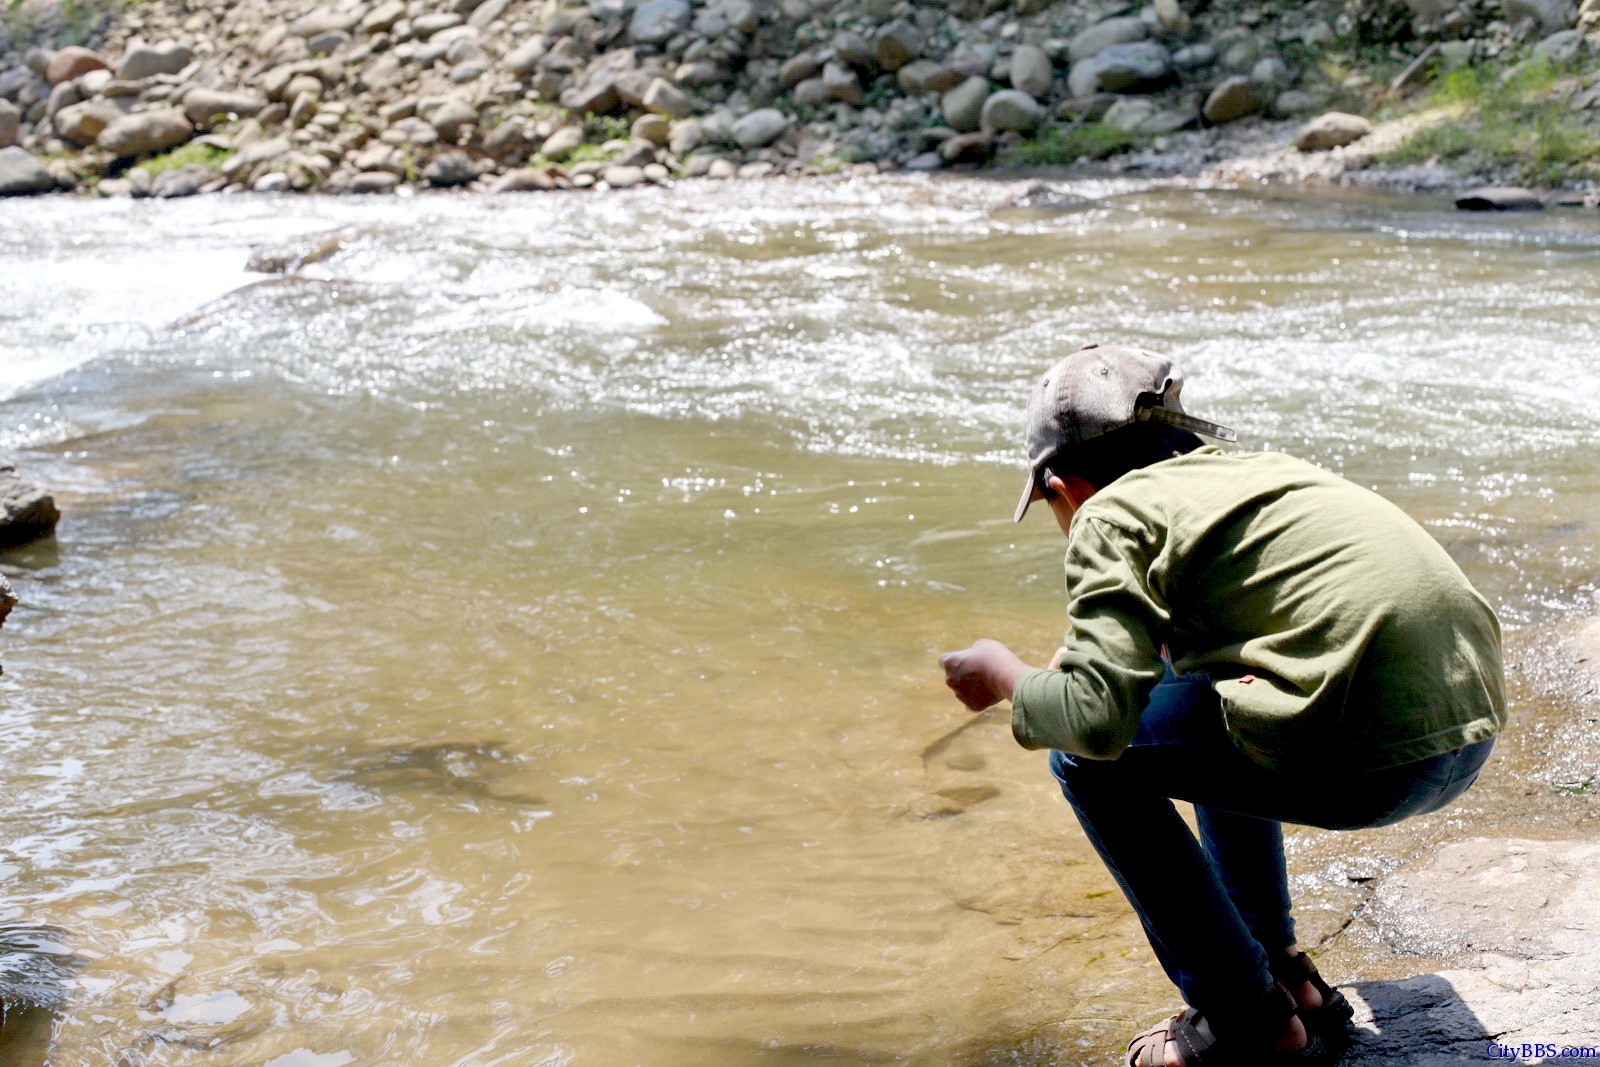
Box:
[1014,471,1043,523]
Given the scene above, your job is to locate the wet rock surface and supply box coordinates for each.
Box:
[0,458,60,547]
[1338,838,1600,1064]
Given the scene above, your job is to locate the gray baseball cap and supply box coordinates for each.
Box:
[1013,342,1236,522]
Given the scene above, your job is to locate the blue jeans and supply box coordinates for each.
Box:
[1047,670,1493,1016]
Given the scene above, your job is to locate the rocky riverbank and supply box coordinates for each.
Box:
[2,0,1599,199]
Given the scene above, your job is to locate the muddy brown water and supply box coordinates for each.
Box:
[1,177,1597,1065]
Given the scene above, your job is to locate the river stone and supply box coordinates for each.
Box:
[117,41,193,81]
[601,164,645,188]
[668,118,702,156]
[980,89,1041,133]
[1172,42,1215,70]
[939,130,992,164]
[874,20,921,72]
[779,52,822,89]
[1154,0,1192,36]
[54,98,128,144]
[541,125,583,158]
[308,30,351,56]
[1103,96,1158,133]
[413,12,462,34]
[98,108,193,157]
[252,172,291,192]
[792,76,829,107]
[424,149,477,186]
[23,47,54,76]
[731,108,788,149]
[361,0,406,33]
[350,170,400,193]
[629,0,690,45]
[0,459,60,544]
[1455,186,1544,211]
[823,61,862,105]
[1502,0,1576,30]
[1068,16,1147,62]
[429,98,476,140]
[183,89,266,129]
[632,113,670,145]
[45,46,108,86]
[1069,42,1173,97]
[1252,56,1289,86]
[0,147,55,196]
[150,164,210,198]
[1296,111,1371,150]
[1009,44,1053,98]
[1202,76,1266,124]
[898,60,962,95]
[0,573,14,628]
[490,168,556,192]
[834,31,875,70]
[641,78,690,117]
[941,76,989,133]
[0,101,18,149]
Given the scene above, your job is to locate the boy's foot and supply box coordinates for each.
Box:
[1270,951,1354,1033]
[1124,984,1333,1067]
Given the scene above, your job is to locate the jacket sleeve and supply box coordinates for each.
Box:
[1009,515,1169,758]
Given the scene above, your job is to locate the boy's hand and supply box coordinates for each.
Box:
[938,638,1030,711]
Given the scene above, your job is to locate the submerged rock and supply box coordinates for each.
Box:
[0,459,60,547]
[245,227,350,273]
[1455,187,1544,211]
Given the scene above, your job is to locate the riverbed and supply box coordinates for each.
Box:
[1,177,1598,1065]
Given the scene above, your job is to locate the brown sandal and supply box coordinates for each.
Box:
[1124,983,1335,1067]
[1271,951,1354,1033]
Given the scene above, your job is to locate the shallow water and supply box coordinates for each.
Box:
[1,177,1598,1065]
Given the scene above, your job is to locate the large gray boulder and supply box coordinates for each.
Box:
[1069,42,1173,97]
[1202,76,1267,124]
[980,89,1041,133]
[941,76,990,133]
[97,108,193,157]
[0,146,54,196]
[1009,44,1053,98]
[424,149,478,186]
[629,0,691,45]
[0,459,60,545]
[730,108,788,149]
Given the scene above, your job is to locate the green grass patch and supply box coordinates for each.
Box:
[1378,58,1600,186]
[132,141,233,177]
[998,121,1142,167]
[563,141,616,165]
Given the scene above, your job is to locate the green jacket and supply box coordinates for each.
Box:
[1010,448,1506,773]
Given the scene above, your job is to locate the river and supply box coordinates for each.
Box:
[1,177,1598,1065]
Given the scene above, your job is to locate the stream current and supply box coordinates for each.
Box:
[1,177,1598,1065]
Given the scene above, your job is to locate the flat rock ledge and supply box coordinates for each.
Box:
[1336,838,1600,1065]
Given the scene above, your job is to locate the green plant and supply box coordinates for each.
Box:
[1378,55,1600,185]
[583,113,631,142]
[998,121,1141,166]
[565,140,616,164]
[131,141,233,177]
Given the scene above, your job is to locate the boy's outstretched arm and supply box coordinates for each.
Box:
[938,638,1031,711]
